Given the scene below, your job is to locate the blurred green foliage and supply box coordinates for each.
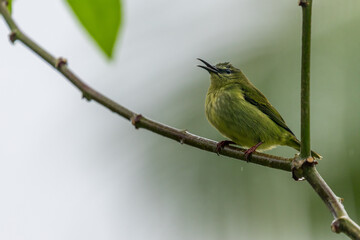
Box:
[137,3,360,240]
[66,0,121,58]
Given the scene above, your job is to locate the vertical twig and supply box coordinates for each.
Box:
[300,1,360,239]
[300,0,312,158]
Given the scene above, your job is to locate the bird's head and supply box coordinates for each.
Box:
[197,58,246,88]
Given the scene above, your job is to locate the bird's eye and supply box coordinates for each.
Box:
[225,69,231,74]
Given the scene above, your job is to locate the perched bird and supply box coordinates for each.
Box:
[197,58,321,160]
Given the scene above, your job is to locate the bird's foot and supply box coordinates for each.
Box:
[244,141,263,162]
[216,140,236,155]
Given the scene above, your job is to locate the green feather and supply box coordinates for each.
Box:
[240,83,295,136]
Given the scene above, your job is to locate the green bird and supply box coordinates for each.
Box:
[197,58,321,160]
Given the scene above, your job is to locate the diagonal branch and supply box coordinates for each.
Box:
[304,165,360,239]
[1,0,360,238]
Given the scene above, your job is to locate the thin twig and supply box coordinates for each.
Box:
[299,1,360,239]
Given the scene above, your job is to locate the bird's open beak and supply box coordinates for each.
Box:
[197,58,219,74]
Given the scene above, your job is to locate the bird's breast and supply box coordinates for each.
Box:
[205,87,289,149]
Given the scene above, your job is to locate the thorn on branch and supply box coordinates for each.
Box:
[131,114,143,129]
[9,31,18,43]
[55,57,67,69]
[337,196,345,204]
[82,92,92,101]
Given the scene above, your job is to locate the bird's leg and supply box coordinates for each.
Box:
[244,141,263,162]
[216,140,236,155]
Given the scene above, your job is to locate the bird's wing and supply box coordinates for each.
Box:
[239,83,295,136]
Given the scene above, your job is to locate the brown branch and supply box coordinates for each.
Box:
[304,165,360,239]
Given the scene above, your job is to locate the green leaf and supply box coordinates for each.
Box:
[66,0,122,59]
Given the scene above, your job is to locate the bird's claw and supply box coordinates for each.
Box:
[244,141,263,162]
[215,140,235,155]
[244,148,255,162]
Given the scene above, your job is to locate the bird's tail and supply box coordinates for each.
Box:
[288,138,322,159]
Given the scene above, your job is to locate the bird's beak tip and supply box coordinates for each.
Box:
[197,58,219,74]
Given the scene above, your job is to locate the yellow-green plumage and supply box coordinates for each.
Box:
[198,59,321,158]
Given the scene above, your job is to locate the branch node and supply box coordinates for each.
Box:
[55,57,67,69]
[9,30,18,43]
[299,0,309,7]
[179,129,188,144]
[131,114,143,129]
[292,161,318,181]
[292,168,304,181]
[306,156,314,163]
[331,217,347,233]
[291,154,306,169]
